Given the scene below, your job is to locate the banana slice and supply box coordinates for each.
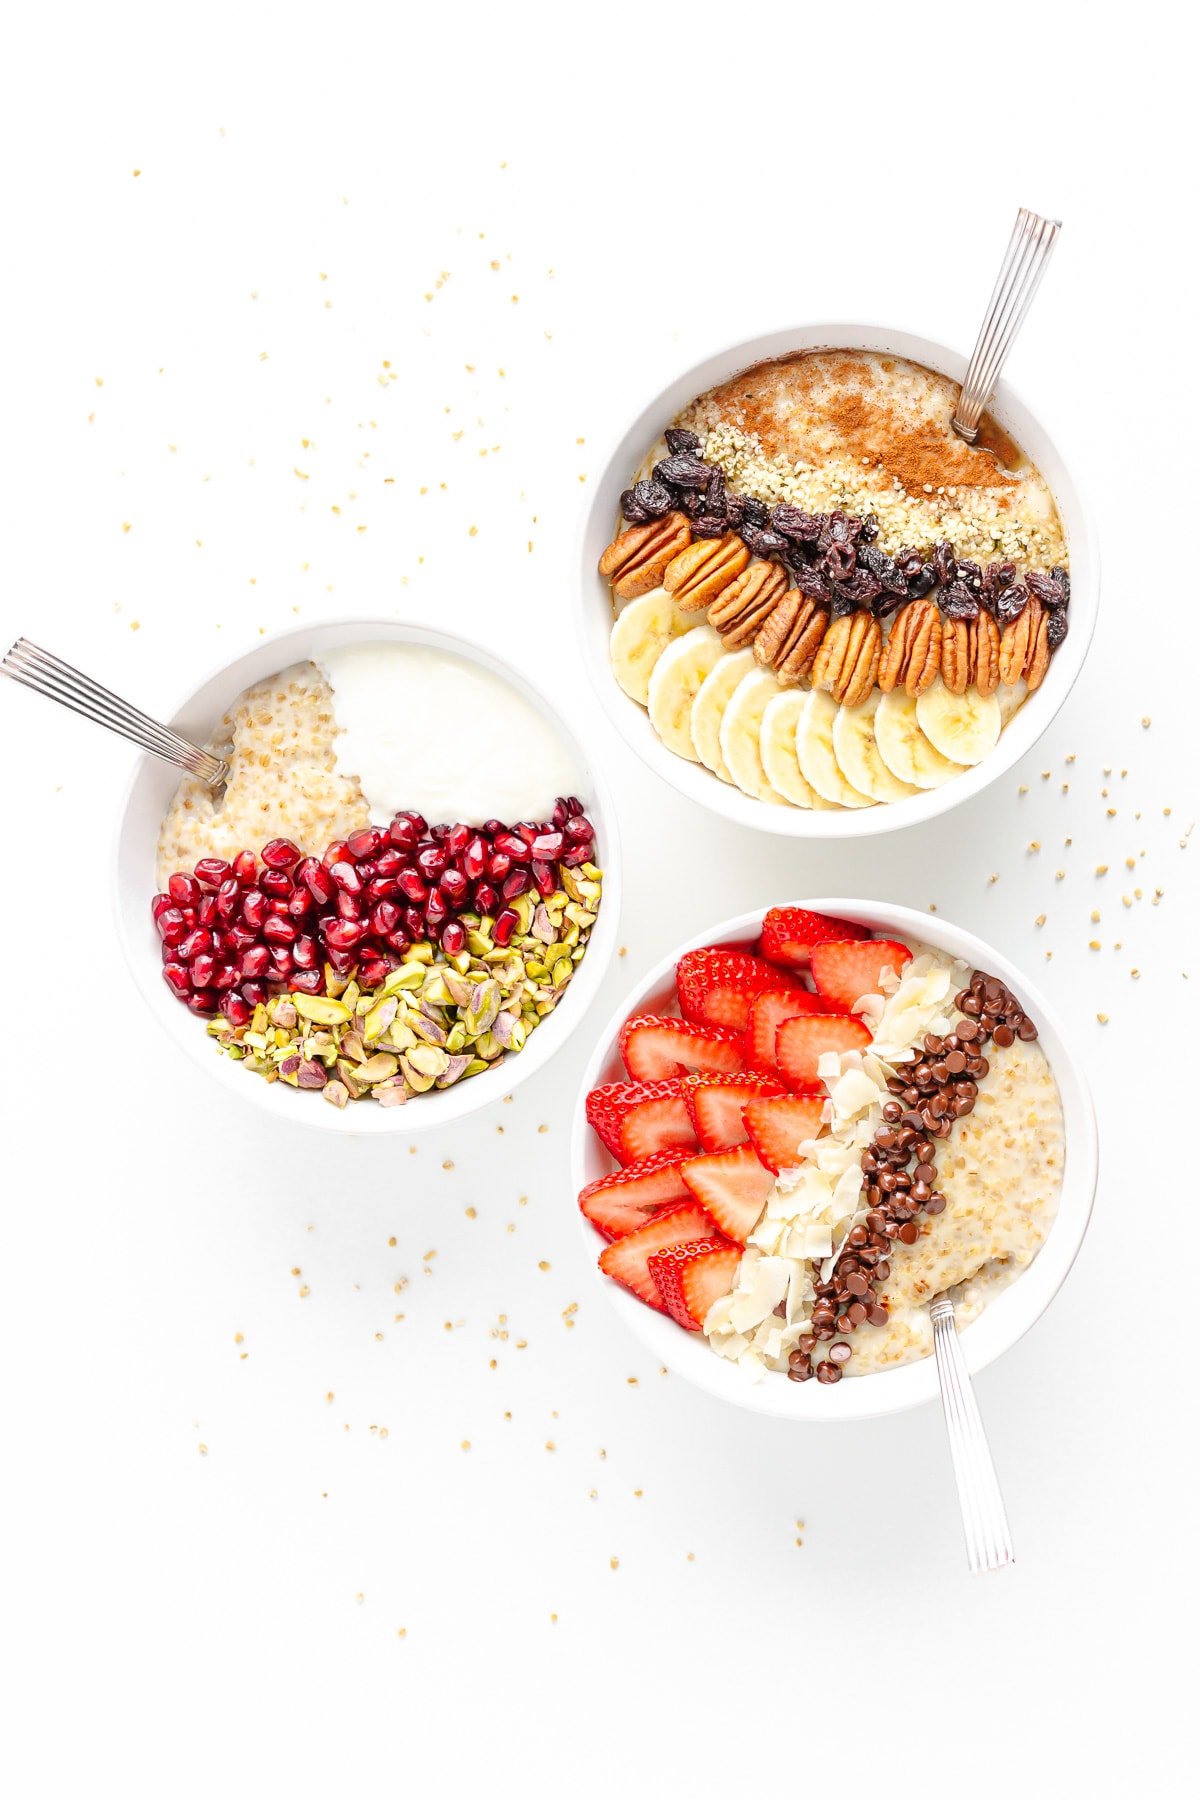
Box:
[646,626,726,762]
[916,676,1002,766]
[796,690,875,808]
[833,692,922,804]
[719,670,788,805]
[691,649,757,783]
[997,677,1027,724]
[609,587,696,706]
[874,687,966,788]
[760,691,837,808]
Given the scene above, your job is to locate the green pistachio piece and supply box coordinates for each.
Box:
[382,963,425,996]
[363,995,398,1043]
[323,1080,350,1109]
[398,1055,436,1094]
[293,994,352,1027]
[407,1044,449,1079]
[355,1052,400,1085]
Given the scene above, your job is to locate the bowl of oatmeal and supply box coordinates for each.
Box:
[116,619,621,1131]
[570,899,1097,1421]
[580,326,1098,835]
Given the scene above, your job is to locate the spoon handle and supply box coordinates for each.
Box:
[2,637,228,787]
[951,208,1061,443]
[929,1298,1015,1573]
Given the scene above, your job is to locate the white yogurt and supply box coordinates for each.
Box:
[317,642,584,827]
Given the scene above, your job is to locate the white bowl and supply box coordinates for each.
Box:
[571,899,1097,1421]
[115,618,621,1134]
[579,322,1099,838]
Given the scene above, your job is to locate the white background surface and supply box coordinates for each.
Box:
[1,5,1196,1794]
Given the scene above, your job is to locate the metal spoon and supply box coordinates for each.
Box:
[951,208,1061,443]
[929,1295,1015,1572]
[1,637,228,786]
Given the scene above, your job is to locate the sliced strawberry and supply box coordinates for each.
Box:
[598,1201,719,1306]
[578,1149,692,1239]
[648,1237,741,1330]
[759,906,870,970]
[743,1093,827,1174]
[679,1144,776,1245]
[810,938,913,1012]
[681,1071,785,1152]
[776,1013,872,1090]
[585,1080,694,1162]
[619,1014,745,1082]
[744,987,845,1071]
[676,947,804,1031]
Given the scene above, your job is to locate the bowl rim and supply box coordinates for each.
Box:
[113,614,622,1134]
[570,898,1098,1421]
[577,319,1100,839]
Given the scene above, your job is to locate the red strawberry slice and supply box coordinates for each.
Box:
[598,1201,719,1306]
[648,1238,741,1331]
[679,1143,776,1245]
[619,1014,745,1082]
[743,1093,827,1174]
[585,1080,695,1163]
[776,1013,872,1090]
[681,1071,785,1152]
[810,938,913,1012]
[759,906,870,970]
[578,1149,692,1240]
[745,988,845,1071]
[676,947,804,1031]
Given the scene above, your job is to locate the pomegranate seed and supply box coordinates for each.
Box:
[326,946,357,974]
[565,814,594,844]
[268,896,291,917]
[358,957,389,989]
[565,795,584,816]
[263,914,297,945]
[416,843,448,880]
[220,992,252,1027]
[215,878,241,923]
[330,860,363,896]
[484,818,505,836]
[425,889,449,928]
[178,926,213,962]
[241,890,269,930]
[268,946,294,978]
[188,990,219,1015]
[430,824,451,843]
[197,896,219,929]
[239,945,271,980]
[232,851,258,886]
[385,928,411,955]
[398,869,427,904]
[533,861,557,896]
[562,844,592,867]
[492,908,519,947]
[365,876,399,902]
[402,905,425,939]
[552,799,568,829]
[169,872,201,907]
[288,887,315,919]
[388,811,425,851]
[214,929,241,959]
[439,868,469,906]
[462,835,489,880]
[228,924,258,952]
[502,868,531,901]
[493,831,530,863]
[191,953,217,988]
[517,822,539,844]
[446,823,471,857]
[195,856,234,890]
[333,892,359,924]
[488,850,512,881]
[156,906,187,945]
[355,859,378,882]
[211,962,238,991]
[371,899,401,936]
[322,838,353,868]
[241,980,269,1007]
[302,861,337,905]
[473,881,498,915]
[441,920,466,956]
[261,837,301,871]
[260,869,293,899]
[530,829,564,861]
[374,847,404,878]
[347,826,385,860]
[161,939,178,965]
[324,918,365,951]
[291,968,325,995]
[151,892,173,921]
[162,962,191,997]
[293,934,319,969]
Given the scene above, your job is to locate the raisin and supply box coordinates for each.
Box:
[907,564,937,599]
[860,545,908,594]
[996,584,1028,625]
[1051,566,1070,604]
[740,525,788,559]
[829,591,858,619]
[819,510,859,553]
[932,541,958,586]
[832,569,881,609]
[979,560,1016,614]
[653,453,710,491]
[771,504,823,543]
[631,478,672,518]
[620,488,650,524]
[939,581,980,621]
[794,566,831,603]
[691,514,729,538]
[860,514,879,543]
[1046,608,1069,650]
[872,587,908,620]
[896,549,925,580]
[957,559,982,591]
[664,427,701,457]
[725,494,746,530]
[740,496,770,530]
[822,541,856,583]
[677,489,706,519]
[1026,570,1066,608]
[705,465,726,517]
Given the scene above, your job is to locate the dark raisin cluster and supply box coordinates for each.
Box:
[620,430,1071,641]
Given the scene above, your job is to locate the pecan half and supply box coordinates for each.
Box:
[811,613,882,708]
[663,532,750,611]
[758,590,828,684]
[879,599,942,696]
[941,619,971,696]
[598,511,691,600]
[999,596,1047,687]
[709,560,788,647]
[970,610,1001,695]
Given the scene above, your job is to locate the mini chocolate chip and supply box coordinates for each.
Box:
[827,1341,853,1364]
